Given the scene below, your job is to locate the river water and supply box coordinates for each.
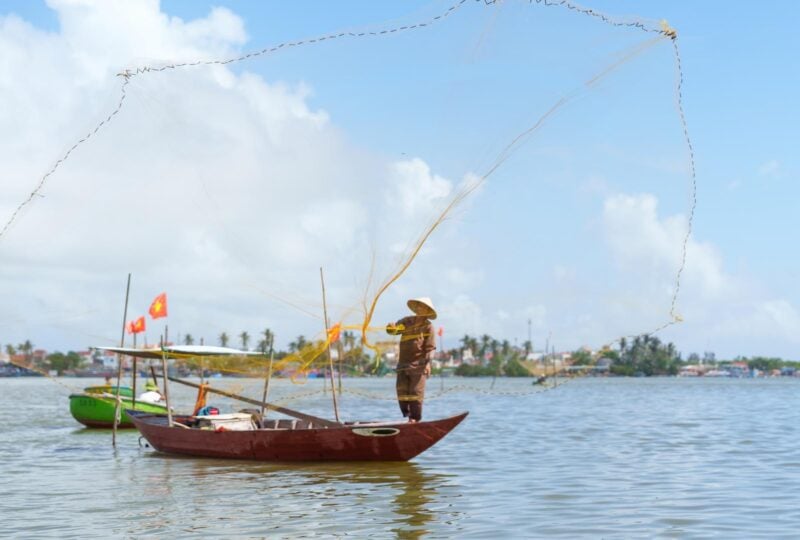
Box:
[1,376,799,538]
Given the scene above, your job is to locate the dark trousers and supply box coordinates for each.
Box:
[396,370,426,421]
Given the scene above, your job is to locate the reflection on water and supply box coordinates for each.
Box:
[3,377,800,538]
[125,456,453,539]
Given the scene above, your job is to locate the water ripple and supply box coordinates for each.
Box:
[1,377,800,537]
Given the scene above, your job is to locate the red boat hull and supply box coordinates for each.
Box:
[128,411,468,462]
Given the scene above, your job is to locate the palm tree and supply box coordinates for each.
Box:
[184,334,194,346]
[523,340,532,356]
[261,328,274,354]
[18,340,34,367]
[239,331,250,351]
[219,332,229,347]
[295,335,307,351]
[5,344,16,355]
[501,340,511,359]
[480,334,491,360]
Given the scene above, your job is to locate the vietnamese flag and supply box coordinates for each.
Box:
[131,316,146,334]
[437,326,444,337]
[126,321,135,334]
[148,292,168,319]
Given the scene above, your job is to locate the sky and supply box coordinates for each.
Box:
[1,0,798,359]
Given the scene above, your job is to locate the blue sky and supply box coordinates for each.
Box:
[1,0,798,359]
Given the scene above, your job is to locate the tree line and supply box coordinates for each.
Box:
[6,331,800,377]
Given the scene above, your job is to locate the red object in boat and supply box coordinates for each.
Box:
[128,410,468,462]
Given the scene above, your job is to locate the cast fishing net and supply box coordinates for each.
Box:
[2,1,694,399]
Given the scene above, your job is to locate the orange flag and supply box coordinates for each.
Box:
[327,323,341,343]
[126,321,135,334]
[149,292,168,319]
[132,316,146,334]
[437,326,444,337]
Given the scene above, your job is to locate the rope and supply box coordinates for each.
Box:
[340,372,584,402]
[0,77,131,241]
[529,0,663,34]
[6,357,82,393]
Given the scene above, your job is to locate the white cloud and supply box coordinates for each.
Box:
[603,193,731,299]
[0,0,458,350]
[386,158,453,218]
[443,266,483,289]
[712,299,800,345]
[757,159,781,179]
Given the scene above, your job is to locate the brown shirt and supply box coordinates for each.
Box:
[387,316,436,373]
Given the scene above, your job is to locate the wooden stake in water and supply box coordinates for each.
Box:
[160,337,173,427]
[337,340,344,394]
[132,332,137,409]
[112,273,132,447]
[320,267,340,423]
[260,351,274,418]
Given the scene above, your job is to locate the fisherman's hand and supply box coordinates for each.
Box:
[386,323,405,335]
[424,362,432,377]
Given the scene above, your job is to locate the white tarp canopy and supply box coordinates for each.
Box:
[93,345,265,359]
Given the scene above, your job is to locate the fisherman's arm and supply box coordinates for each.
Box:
[424,322,436,376]
[386,320,406,335]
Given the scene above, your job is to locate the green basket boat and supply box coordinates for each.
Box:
[69,385,169,428]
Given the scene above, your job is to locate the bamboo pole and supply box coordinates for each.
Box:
[337,340,344,394]
[438,330,444,393]
[160,337,173,427]
[132,333,137,409]
[112,273,132,447]
[260,352,274,418]
[260,336,274,417]
[319,267,340,423]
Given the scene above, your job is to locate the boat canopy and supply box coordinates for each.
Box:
[93,345,265,359]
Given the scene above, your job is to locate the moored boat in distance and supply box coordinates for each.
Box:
[69,385,169,428]
[128,410,468,462]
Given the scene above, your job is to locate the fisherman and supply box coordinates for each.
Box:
[138,382,164,404]
[386,297,437,423]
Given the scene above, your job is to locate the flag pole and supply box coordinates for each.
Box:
[112,273,132,448]
[132,332,137,409]
[337,340,344,394]
[438,328,444,393]
[320,267,340,423]
[160,335,173,427]
[260,336,274,418]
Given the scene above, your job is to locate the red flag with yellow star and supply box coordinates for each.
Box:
[131,316,146,334]
[148,293,168,319]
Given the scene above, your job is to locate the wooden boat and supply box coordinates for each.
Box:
[96,344,468,461]
[69,385,169,428]
[128,410,468,462]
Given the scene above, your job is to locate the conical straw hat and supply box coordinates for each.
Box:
[407,297,437,319]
